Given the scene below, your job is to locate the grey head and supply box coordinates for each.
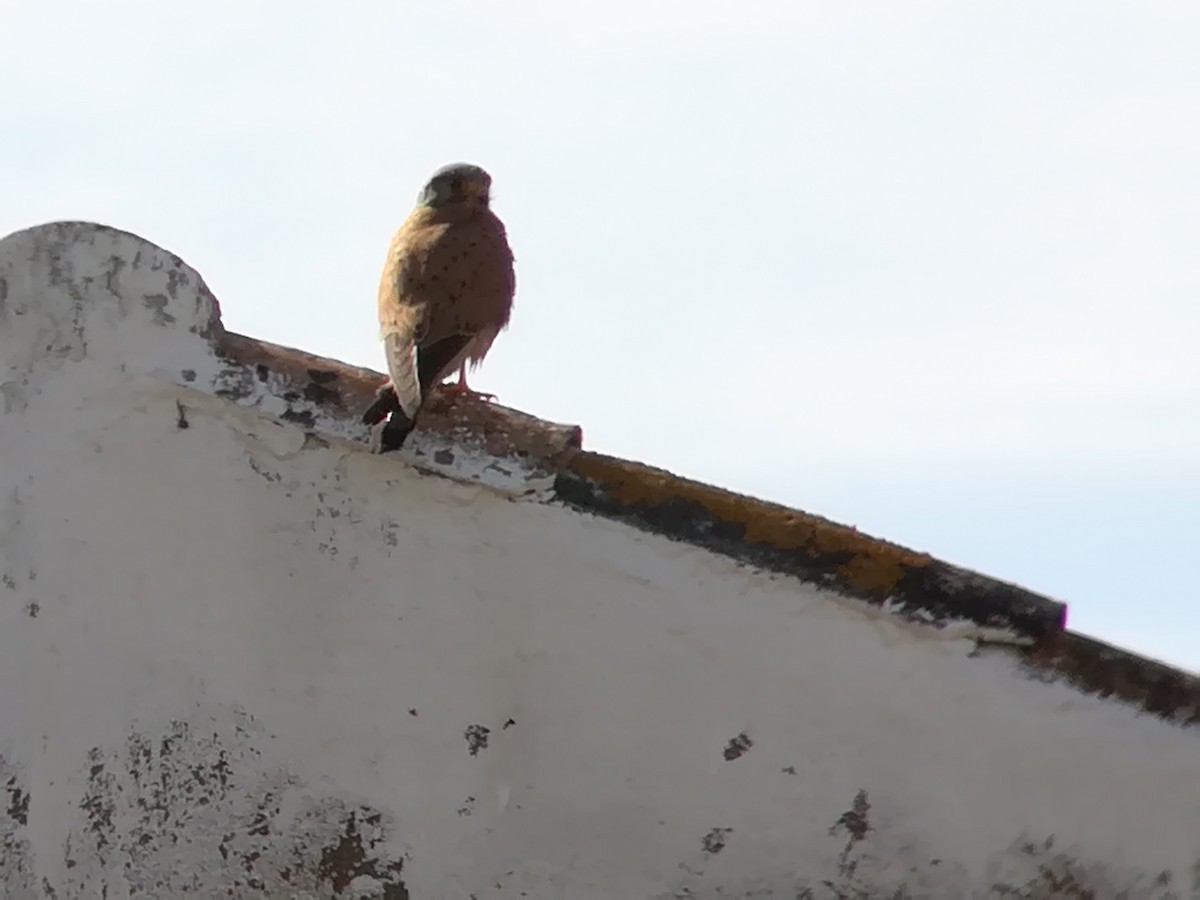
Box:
[417,162,493,209]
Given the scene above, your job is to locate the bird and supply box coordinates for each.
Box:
[363,162,516,450]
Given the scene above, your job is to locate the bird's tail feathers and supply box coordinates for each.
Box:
[383,332,422,420]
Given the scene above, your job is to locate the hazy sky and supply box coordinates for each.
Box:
[3,2,1197,670]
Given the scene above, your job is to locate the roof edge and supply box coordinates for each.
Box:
[554,451,1200,728]
[555,452,1066,639]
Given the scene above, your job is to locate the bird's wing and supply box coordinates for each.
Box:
[376,210,446,419]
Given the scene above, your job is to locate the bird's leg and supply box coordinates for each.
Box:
[438,363,498,403]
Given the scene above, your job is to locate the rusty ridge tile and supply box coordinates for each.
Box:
[1028,631,1200,728]
[556,451,1066,639]
[215,330,582,467]
[219,331,385,412]
[409,390,583,466]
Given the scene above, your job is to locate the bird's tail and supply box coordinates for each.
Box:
[382,331,422,420]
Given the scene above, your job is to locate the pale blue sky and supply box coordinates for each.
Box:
[3,2,1197,671]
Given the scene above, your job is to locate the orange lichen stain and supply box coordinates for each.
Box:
[569,453,932,598]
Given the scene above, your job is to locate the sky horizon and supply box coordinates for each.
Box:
[3,2,1197,672]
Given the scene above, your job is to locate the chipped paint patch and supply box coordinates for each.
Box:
[700,827,732,856]
[668,789,1191,899]
[463,724,490,757]
[0,756,33,896]
[42,711,409,898]
[722,732,753,761]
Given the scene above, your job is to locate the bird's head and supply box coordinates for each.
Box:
[417,162,493,210]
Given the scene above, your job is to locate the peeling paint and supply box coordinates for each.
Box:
[0,757,33,896]
[37,714,409,898]
[142,293,176,325]
[722,731,753,761]
[463,724,490,757]
[700,827,732,856]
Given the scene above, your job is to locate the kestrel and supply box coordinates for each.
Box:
[363,162,515,448]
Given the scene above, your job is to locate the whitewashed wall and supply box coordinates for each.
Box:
[2,223,1198,899]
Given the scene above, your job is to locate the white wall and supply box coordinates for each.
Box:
[2,222,1198,899]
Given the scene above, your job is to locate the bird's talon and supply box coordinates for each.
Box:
[437,383,497,403]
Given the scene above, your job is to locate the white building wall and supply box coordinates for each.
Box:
[2,222,1198,899]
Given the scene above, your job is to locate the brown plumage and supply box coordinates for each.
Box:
[364,162,515,447]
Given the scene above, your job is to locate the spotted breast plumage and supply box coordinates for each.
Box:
[363,162,515,449]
